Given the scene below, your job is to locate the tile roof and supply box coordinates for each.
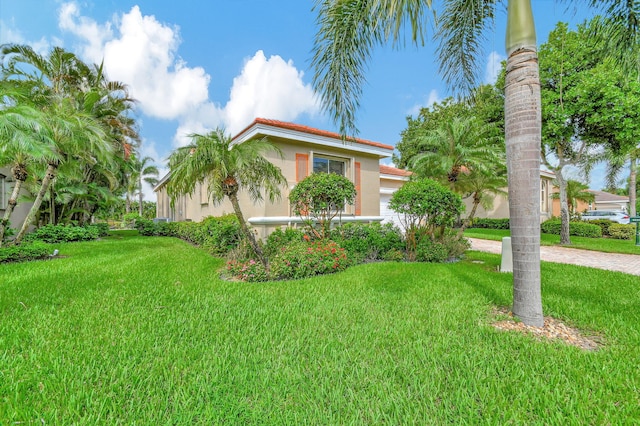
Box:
[379,164,412,177]
[236,117,394,151]
[588,190,629,203]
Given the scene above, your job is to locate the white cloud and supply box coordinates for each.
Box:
[407,89,441,117]
[485,51,505,84]
[0,20,52,54]
[223,50,320,134]
[59,2,210,120]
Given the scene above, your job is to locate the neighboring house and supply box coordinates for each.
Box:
[0,166,32,233]
[551,189,629,215]
[155,118,394,239]
[379,164,411,229]
[461,169,556,222]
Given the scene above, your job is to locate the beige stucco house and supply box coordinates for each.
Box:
[461,169,556,222]
[155,118,395,239]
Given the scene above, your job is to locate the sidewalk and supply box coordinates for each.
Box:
[468,238,640,276]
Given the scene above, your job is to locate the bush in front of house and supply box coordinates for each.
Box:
[467,218,510,229]
[541,220,602,238]
[24,224,100,243]
[0,241,51,263]
[263,227,308,258]
[608,223,635,240]
[584,219,615,237]
[268,239,351,281]
[329,222,405,263]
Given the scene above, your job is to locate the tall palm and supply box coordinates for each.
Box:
[166,129,287,269]
[410,117,502,193]
[551,179,594,215]
[312,0,638,326]
[128,156,159,217]
[459,165,508,232]
[0,82,57,245]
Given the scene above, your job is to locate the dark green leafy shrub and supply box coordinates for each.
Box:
[330,222,404,262]
[87,223,110,237]
[24,224,99,243]
[415,239,449,263]
[0,241,51,263]
[135,218,157,236]
[608,224,635,240]
[264,227,307,258]
[468,218,510,229]
[541,220,602,238]
[585,219,614,236]
[122,213,141,228]
[382,248,405,262]
[289,172,356,239]
[199,215,242,256]
[269,240,350,280]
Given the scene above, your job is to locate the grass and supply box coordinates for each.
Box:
[465,227,640,255]
[1,232,639,423]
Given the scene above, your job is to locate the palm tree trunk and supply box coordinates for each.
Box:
[555,171,571,245]
[139,176,144,217]
[458,191,482,236]
[0,176,25,247]
[629,154,637,217]
[227,192,268,270]
[15,163,57,244]
[505,0,544,327]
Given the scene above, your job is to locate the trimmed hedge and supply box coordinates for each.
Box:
[136,215,242,256]
[329,222,405,263]
[585,219,615,237]
[24,224,100,243]
[0,241,50,263]
[541,220,602,238]
[608,224,635,240]
[468,218,510,229]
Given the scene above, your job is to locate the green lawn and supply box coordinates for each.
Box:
[1,233,639,423]
[465,227,640,254]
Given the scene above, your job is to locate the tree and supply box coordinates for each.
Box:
[289,172,356,239]
[409,116,502,193]
[458,165,508,232]
[313,0,640,326]
[550,179,594,216]
[127,156,159,217]
[166,129,287,269]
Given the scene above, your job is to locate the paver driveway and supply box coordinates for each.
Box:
[469,238,640,276]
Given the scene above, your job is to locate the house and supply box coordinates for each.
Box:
[461,169,556,222]
[0,166,32,233]
[379,164,411,228]
[551,189,630,215]
[155,118,395,239]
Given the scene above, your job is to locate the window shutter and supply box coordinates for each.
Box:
[296,153,309,182]
[354,161,361,216]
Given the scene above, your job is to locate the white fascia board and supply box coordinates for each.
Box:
[154,172,171,191]
[380,173,410,182]
[233,123,393,158]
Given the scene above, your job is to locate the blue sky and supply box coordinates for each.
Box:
[1,1,602,199]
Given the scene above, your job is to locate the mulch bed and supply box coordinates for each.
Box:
[491,306,602,351]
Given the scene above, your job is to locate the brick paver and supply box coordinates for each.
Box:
[469,238,640,276]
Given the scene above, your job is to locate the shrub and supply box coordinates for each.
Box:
[415,231,470,263]
[585,219,615,237]
[24,224,100,243]
[289,173,356,239]
[199,215,242,256]
[135,218,157,236]
[0,241,51,263]
[330,222,404,262]
[269,240,350,280]
[382,248,405,262]
[468,218,510,229]
[226,259,269,282]
[264,227,308,258]
[88,223,110,237]
[608,224,635,240]
[541,220,602,238]
[122,213,141,228]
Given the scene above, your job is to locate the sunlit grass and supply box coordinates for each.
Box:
[465,228,640,254]
[1,234,638,423]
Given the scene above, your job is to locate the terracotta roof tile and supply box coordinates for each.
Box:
[379,164,411,177]
[235,117,394,151]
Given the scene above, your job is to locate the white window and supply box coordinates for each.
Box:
[540,180,549,213]
[313,156,347,176]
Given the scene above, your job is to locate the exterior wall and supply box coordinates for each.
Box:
[155,136,386,238]
[0,166,33,233]
[462,175,554,222]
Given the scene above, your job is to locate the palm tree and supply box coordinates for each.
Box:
[166,129,287,269]
[410,117,502,193]
[312,0,638,327]
[551,179,594,216]
[459,166,508,232]
[128,156,159,217]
